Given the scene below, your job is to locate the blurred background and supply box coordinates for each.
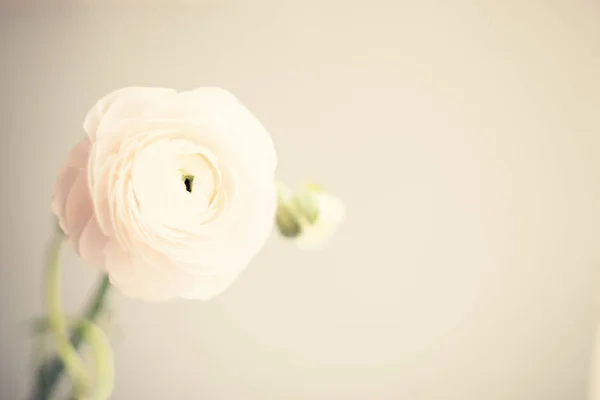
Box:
[2,1,600,399]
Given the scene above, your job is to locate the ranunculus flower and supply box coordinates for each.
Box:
[52,87,278,302]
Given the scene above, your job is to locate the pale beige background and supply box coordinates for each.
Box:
[1,1,600,399]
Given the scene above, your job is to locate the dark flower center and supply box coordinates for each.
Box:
[182,175,194,193]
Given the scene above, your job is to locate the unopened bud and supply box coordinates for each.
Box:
[275,182,344,250]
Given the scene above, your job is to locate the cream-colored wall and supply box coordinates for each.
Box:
[1,1,600,399]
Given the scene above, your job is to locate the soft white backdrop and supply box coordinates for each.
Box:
[2,1,600,399]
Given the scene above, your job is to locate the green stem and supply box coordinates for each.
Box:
[32,233,111,400]
[46,230,89,395]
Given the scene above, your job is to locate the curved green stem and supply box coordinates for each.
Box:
[45,230,90,396]
[33,275,110,400]
[33,316,115,400]
[76,319,114,400]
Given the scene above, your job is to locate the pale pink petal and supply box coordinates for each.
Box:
[83,88,130,140]
[83,87,176,141]
[64,172,94,253]
[90,158,117,237]
[52,138,92,235]
[51,167,79,233]
[65,137,91,167]
[93,87,177,143]
[78,216,108,268]
[103,240,196,302]
[183,87,277,174]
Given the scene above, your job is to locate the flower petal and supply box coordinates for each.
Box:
[78,216,108,268]
[187,87,277,174]
[51,167,80,234]
[93,87,177,143]
[84,87,176,141]
[52,138,92,235]
[64,172,94,253]
[103,240,195,302]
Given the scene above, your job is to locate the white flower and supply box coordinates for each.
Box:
[276,183,345,251]
[52,87,278,302]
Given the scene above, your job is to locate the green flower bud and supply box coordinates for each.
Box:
[275,181,344,250]
[275,201,302,238]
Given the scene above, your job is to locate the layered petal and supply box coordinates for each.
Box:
[52,137,109,266]
[83,87,177,141]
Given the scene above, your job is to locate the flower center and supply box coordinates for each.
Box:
[182,174,194,193]
[131,141,223,233]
